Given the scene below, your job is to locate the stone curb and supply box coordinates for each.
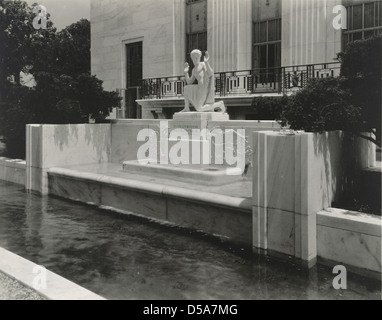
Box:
[0,247,105,300]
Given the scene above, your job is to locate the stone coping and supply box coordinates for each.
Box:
[47,167,252,212]
[0,247,105,300]
[317,208,382,237]
[0,157,26,169]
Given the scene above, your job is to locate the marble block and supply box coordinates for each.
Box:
[173,112,229,122]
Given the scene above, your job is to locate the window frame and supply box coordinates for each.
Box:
[344,1,382,47]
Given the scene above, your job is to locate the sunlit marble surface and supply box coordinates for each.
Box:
[251,131,376,268]
[317,209,381,274]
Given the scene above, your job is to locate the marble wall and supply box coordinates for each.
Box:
[317,208,381,277]
[0,158,26,186]
[91,0,186,92]
[26,124,111,194]
[252,131,377,267]
[110,119,280,165]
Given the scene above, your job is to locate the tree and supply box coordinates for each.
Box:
[280,35,382,147]
[337,35,382,145]
[0,1,121,159]
[279,77,361,133]
[251,96,287,120]
[30,18,90,77]
[0,0,55,101]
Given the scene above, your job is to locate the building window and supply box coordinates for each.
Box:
[253,18,281,71]
[344,1,382,46]
[186,0,207,70]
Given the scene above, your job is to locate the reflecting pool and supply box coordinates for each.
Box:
[0,181,380,300]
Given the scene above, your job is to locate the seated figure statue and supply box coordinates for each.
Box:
[180,50,225,113]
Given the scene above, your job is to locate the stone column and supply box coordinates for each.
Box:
[252,132,321,267]
[281,0,342,66]
[208,0,252,72]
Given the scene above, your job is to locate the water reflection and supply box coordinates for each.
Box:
[0,181,380,300]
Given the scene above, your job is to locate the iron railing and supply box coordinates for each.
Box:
[140,62,341,99]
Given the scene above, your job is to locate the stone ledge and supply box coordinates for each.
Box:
[0,247,105,300]
[317,208,382,237]
[47,167,252,212]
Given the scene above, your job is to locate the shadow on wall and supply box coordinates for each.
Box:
[84,125,111,163]
[51,124,111,165]
[313,131,375,213]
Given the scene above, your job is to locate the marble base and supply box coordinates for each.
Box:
[173,112,229,121]
[47,166,252,246]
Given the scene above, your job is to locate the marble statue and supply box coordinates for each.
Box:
[180,50,226,113]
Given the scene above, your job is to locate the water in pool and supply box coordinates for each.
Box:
[0,181,380,300]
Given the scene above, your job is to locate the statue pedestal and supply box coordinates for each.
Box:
[121,111,243,184]
[171,112,229,134]
[173,112,229,121]
[168,112,229,167]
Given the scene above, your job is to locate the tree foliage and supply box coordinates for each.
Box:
[251,96,288,120]
[0,1,121,158]
[280,35,381,146]
[279,77,361,132]
[338,35,382,141]
[0,0,55,90]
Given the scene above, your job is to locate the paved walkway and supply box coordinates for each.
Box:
[0,272,45,300]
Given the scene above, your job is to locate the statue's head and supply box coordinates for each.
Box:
[190,49,202,64]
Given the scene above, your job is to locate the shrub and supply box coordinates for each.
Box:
[250,96,287,120]
[279,77,361,133]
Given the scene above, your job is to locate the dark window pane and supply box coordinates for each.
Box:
[353,5,363,30]
[260,45,267,69]
[254,23,259,43]
[364,30,374,39]
[268,20,277,41]
[275,42,281,67]
[364,2,374,28]
[268,44,276,69]
[276,19,281,40]
[253,46,260,69]
[353,31,363,41]
[347,6,353,30]
[260,21,267,42]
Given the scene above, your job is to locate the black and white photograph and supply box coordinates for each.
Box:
[0,0,381,305]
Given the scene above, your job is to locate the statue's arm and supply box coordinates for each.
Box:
[185,73,195,85]
[184,62,195,85]
[204,52,214,76]
[204,61,213,77]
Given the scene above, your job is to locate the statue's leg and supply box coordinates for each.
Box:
[200,104,214,112]
[180,97,191,112]
[180,87,191,112]
[213,101,226,113]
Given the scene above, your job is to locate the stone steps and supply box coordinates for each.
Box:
[122,160,244,186]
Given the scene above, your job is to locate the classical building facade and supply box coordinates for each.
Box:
[90,0,382,119]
